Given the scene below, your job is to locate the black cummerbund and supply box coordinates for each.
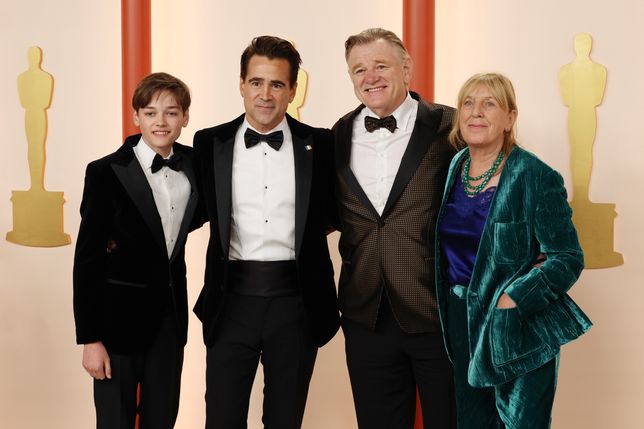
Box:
[227,260,298,297]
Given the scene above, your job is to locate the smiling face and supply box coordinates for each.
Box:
[346,39,412,117]
[459,84,516,152]
[240,55,296,133]
[133,90,189,157]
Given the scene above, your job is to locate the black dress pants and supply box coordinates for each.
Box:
[205,293,317,429]
[342,299,456,429]
[93,315,184,429]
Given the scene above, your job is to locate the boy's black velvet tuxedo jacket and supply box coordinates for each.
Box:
[73,134,198,354]
[191,114,340,347]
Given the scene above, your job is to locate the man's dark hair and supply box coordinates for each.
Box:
[240,36,301,87]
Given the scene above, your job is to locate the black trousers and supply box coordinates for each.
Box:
[93,315,184,429]
[205,293,317,429]
[342,299,456,429]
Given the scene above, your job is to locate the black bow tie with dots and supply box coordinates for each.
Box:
[364,115,397,133]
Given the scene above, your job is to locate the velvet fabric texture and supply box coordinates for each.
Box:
[439,173,495,286]
[447,287,558,429]
[73,135,199,354]
[435,146,592,389]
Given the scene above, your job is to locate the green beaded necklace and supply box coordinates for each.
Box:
[462,150,504,196]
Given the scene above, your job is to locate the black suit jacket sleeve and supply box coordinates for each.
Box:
[191,138,210,231]
[314,127,340,233]
[73,160,112,344]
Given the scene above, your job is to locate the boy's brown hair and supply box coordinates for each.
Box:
[132,72,191,112]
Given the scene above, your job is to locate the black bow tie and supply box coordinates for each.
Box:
[364,115,397,133]
[151,153,182,173]
[244,128,284,151]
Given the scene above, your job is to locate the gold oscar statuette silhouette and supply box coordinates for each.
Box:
[286,41,308,120]
[559,33,622,268]
[6,46,71,247]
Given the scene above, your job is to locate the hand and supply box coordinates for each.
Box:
[495,293,517,309]
[533,253,546,268]
[82,341,111,380]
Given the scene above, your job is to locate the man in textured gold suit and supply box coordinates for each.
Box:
[333,28,457,429]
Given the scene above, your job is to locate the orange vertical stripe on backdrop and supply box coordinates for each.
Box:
[121,0,151,142]
[120,2,151,428]
[403,3,436,429]
[404,0,435,102]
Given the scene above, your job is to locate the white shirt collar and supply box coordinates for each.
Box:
[133,137,175,170]
[242,116,288,135]
[360,92,417,133]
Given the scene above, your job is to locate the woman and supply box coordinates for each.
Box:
[435,73,592,428]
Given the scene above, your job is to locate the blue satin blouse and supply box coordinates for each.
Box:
[439,173,495,287]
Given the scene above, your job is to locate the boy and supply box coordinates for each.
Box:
[73,72,197,428]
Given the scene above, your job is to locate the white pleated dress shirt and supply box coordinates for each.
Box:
[350,93,419,215]
[133,138,191,257]
[229,117,296,261]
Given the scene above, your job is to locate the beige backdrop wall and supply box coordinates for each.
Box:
[0,1,641,428]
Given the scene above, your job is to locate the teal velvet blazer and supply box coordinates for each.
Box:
[435,146,592,388]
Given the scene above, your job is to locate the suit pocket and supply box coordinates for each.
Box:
[493,222,529,264]
[490,307,544,366]
[104,278,148,288]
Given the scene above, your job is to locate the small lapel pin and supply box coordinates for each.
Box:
[305,145,312,151]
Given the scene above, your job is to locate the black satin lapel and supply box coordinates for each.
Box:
[381,106,443,216]
[112,159,166,254]
[335,116,353,170]
[170,160,198,262]
[336,115,381,220]
[293,134,313,256]
[338,165,381,220]
[213,136,234,256]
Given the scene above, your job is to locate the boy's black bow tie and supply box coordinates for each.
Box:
[151,153,182,173]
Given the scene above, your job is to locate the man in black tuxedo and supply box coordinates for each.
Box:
[73,72,197,428]
[192,36,339,428]
[334,28,457,429]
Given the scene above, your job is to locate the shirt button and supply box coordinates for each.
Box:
[265,219,268,223]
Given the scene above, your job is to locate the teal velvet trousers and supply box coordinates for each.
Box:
[446,287,559,429]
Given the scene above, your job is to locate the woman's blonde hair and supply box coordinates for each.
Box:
[448,72,518,154]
